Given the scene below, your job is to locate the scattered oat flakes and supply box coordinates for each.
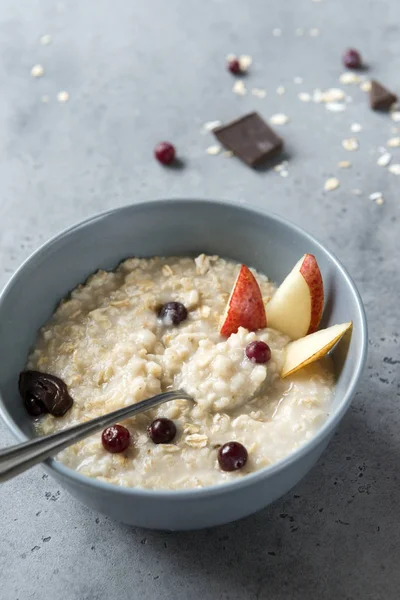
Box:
[202,120,221,133]
[338,161,351,169]
[276,86,285,95]
[41,94,50,103]
[360,80,371,92]
[342,137,359,151]
[251,88,267,98]
[391,112,400,122]
[232,80,247,96]
[388,164,400,175]
[387,137,400,148]
[352,189,362,196]
[40,34,52,45]
[223,150,233,158]
[57,90,69,103]
[272,28,282,36]
[351,123,362,133]
[377,153,392,167]
[326,102,346,112]
[339,72,361,85]
[298,92,311,102]
[31,64,44,78]
[309,28,320,37]
[294,76,303,84]
[270,113,289,125]
[324,177,340,192]
[206,145,221,156]
[295,28,304,36]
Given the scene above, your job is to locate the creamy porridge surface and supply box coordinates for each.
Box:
[28,255,335,490]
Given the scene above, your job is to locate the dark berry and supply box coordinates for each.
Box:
[245,341,271,364]
[228,58,241,75]
[101,424,130,453]
[218,442,248,472]
[148,418,177,444]
[159,301,188,325]
[342,48,362,69]
[154,142,176,165]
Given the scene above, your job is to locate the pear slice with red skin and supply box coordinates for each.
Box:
[266,254,324,340]
[220,265,267,337]
[281,321,352,378]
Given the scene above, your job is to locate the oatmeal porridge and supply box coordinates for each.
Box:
[23,255,335,490]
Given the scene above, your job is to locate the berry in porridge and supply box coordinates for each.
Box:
[148,418,177,444]
[102,425,131,453]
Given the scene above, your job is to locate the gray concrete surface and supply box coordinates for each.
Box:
[1,0,400,598]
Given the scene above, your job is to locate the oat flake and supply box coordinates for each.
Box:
[57,91,69,103]
[342,137,359,151]
[185,434,208,448]
[387,137,400,148]
[376,197,384,205]
[338,161,351,169]
[232,80,247,96]
[223,150,233,158]
[351,123,362,133]
[294,76,303,85]
[360,81,372,92]
[206,145,221,156]
[391,112,400,122]
[251,88,267,98]
[309,28,320,37]
[339,72,361,85]
[298,92,311,102]
[276,86,285,95]
[239,55,253,71]
[388,164,400,175]
[270,113,289,125]
[326,102,346,112]
[369,192,383,201]
[202,120,221,133]
[31,64,44,78]
[40,34,52,45]
[377,153,392,167]
[324,177,340,192]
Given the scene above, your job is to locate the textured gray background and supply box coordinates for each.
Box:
[1,0,400,599]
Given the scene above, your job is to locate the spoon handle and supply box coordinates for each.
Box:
[0,390,191,483]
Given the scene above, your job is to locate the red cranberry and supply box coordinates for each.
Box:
[148,418,177,444]
[227,58,241,75]
[159,301,188,325]
[218,442,248,472]
[101,424,130,453]
[342,49,362,69]
[245,341,271,364]
[154,142,176,165]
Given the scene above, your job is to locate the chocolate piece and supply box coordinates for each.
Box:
[213,112,283,167]
[19,371,74,417]
[370,80,397,111]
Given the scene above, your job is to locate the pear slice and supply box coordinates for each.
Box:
[281,321,353,378]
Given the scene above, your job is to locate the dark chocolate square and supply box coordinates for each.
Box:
[213,112,283,167]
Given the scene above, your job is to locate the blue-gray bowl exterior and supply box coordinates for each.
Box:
[0,200,367,530]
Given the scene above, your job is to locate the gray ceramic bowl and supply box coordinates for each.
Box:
[0,200,367,530]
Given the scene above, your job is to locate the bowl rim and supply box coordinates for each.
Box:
[0,198,368,499]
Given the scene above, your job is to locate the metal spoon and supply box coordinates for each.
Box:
[0,390,192,483]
